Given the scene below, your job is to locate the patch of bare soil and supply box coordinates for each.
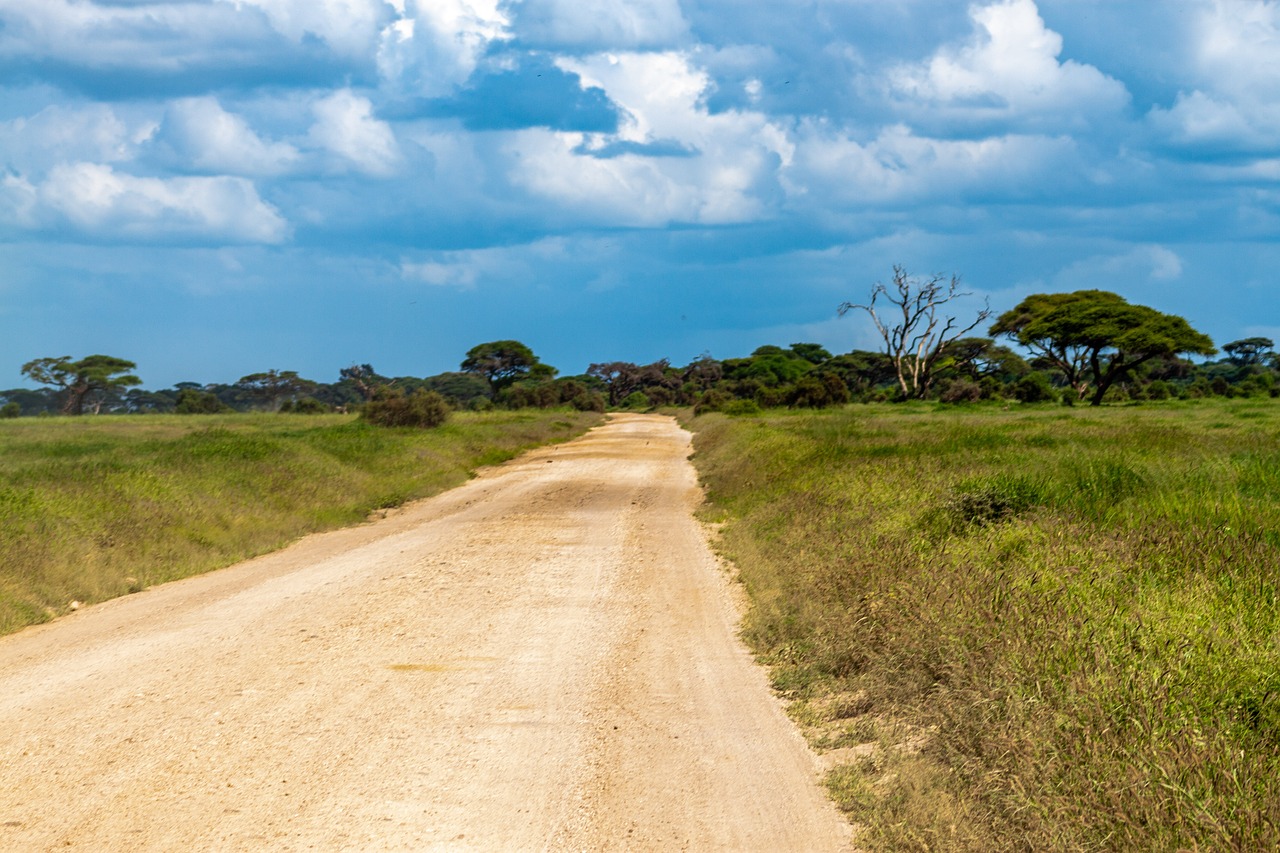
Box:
[0,414,852,851]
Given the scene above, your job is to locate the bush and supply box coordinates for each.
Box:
[620,391,650,410]
[570,391,605,412]
[174,388,229,414]
[362,388,451,428]
[0,402,19,419]
[694,389,732,415]
[1014,372,1057,403]
[939,378,983,404]
[790,374,851,408]
[722,399,762,416]
[282,397,330,414]
[1144,379,1172,400]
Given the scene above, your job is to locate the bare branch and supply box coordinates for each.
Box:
[839,266,992,399]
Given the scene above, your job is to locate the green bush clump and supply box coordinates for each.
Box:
[620,390,650,410]
[571,391,606,412]
[362,388,451,428]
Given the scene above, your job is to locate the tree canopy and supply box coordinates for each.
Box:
[20,354,142,415]
[461,340,545,393]
[990,290,1216,405]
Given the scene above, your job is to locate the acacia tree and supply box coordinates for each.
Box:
[20,354,142,415]
[1222,337,1274,368]
[461,340,543,394]
[838,266,991,399]
[338,363,385,402]
[990,290,1216,405]
[236,369,315,411]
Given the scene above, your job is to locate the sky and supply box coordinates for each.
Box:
[2,0,1279,389]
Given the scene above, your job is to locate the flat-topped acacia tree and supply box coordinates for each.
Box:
[461,340,547,395]
[20,354,141,415]
[990,290,1216,405]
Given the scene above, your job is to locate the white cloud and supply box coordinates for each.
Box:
[887,0,1129,130]
[0,0,273,72]
[400,237,598,290]
[0,104,151,173]
[1053,245,1187,291]
[24,162,288,243]
[377,0,510,97]
[229,0,392,57]
[785,122,1083,206]
[1148,0,1280,147]
[515,0,688,48]
[308,89,401,176]
[160,97,299,176]
[509,51,791,225]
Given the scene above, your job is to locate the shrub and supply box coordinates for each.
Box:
[723,399,762,416]
[1014,372,1057,403]
[174,388,229,414]
[621,391,651,410]
[362,388,450,428]
[1145,379,1172,400]
[0,402,19,419]
[790,374,851,408]
[694,389,732,415]
[284,397,330,414]
[571,391,605,412]
[939,378,983,404]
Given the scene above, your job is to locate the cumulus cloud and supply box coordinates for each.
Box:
[157,97,299,176]
[0,0,272,73]
[1053,245,1187,293]
[887,0,1129,131]
[6,162,288,243]
[231,0,392,57]
[785,122,1084,206]
[515,0,689,49]
[507,51,790,225]
[308,89,401,176]
[0,104,152,173]
[377,0,510,98]
[1148,0,1280,148]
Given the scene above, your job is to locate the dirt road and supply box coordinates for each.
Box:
[0,414,851,851]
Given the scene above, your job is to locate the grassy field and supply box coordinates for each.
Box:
[691,399,1280,851]
[0,410,601,636]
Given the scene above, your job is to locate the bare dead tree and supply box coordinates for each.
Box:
[839,265,991,399]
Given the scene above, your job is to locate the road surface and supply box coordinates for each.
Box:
[0,414,851,851]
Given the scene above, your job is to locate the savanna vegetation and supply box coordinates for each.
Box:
[0,409,600,636]
[692,399,1280,851]
[3,279,1266,418]
[4,269,1279,847]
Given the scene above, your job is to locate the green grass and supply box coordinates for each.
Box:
[0,410,601,635]
[691,398,1280,851]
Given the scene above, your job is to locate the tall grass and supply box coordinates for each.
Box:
[0,410,600,635]
[692,399,1280,851]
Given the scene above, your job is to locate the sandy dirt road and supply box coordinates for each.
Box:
[0,414,851,852]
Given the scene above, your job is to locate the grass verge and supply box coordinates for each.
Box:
[0,409,601,635]
[691,399,1280,851]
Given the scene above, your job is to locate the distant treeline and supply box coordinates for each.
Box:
[2,335,1276,418]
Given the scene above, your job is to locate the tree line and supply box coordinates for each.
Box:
[1,274,1270,420]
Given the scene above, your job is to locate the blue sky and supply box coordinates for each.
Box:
[2,0,1279,388]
